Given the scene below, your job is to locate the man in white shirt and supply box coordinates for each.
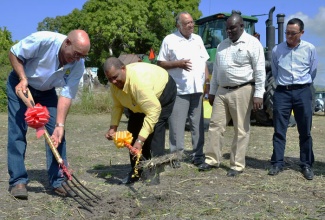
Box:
[157,12,210,167]
[198,12,265,176]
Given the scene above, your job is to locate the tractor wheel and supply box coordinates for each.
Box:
[264,70,276,120]
[253,71,275,126]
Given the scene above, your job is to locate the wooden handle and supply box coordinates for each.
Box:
[17,89,35,108]
[17,89,64,165]
[43,130,64,164]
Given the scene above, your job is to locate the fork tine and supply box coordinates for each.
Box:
[69,179,97,205]
[62,181,93,213]
[72,174,101,200]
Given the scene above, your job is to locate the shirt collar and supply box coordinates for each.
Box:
[286,39,302,49]
[227,30,248,44]
[175,30,194,42]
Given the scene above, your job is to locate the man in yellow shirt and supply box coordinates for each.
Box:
[104,57,176,184]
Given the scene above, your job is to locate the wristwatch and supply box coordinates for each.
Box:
[55,123,65,127]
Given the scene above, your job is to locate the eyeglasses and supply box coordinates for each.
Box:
[182,20,194,26]
[69,38,88,59]
[72,50,88,59]
[285,31,301,36]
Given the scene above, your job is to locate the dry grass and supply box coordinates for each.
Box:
[0,112,325,219]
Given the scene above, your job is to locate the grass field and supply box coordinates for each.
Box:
[0,112,325,219]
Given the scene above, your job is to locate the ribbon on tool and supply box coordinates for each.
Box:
[114,131,142,177]
[113,131,141,155]
[24,103,50,138]
[114,131,133,148]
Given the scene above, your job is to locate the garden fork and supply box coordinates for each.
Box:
[17,89,101,213]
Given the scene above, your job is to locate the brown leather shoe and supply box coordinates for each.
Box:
[53,183,76,197]
[10,183,28,200]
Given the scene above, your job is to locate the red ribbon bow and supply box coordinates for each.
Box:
[25,103,50,138]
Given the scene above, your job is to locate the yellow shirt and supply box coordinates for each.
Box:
[110,62,169,138]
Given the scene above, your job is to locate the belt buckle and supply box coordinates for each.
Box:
[286,85,290,90]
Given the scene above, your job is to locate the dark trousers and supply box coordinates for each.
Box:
[271,85,314,168]
[127,76,176,171]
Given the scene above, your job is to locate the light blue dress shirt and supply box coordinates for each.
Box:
[271,40,318,86]
[10,31,85,99]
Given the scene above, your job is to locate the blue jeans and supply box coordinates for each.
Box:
[271,85,314,168]
[7,72,66,188]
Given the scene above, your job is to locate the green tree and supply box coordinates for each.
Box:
[37,0,202,82]
[0,27,15,112]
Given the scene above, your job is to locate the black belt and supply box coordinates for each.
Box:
[277,83,310,90]
[223,82,255,90]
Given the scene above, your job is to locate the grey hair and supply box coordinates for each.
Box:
[175,12,190,25]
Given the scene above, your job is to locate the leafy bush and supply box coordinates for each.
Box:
[0,66,11,113]
[0,27,15,113]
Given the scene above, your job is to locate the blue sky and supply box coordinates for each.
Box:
[1,0,324,86]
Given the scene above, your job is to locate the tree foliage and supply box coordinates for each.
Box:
[37,0,202,82]
[0,27,15,111]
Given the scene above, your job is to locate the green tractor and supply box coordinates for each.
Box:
[195,7,299,126]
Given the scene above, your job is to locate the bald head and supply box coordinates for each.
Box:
[226,13,244,42]
[59,29,91,65]
[228,13,243,25]
[67,30,91,55]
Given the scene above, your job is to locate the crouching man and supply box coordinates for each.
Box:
[104,57,176,184]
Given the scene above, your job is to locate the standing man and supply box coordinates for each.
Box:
[7,30,90,199]
[104,57,176,184]
[157,12,210,167]
[198,12,265,176]
[268,18,318,180]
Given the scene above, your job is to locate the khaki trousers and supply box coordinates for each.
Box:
[205,84,254,171]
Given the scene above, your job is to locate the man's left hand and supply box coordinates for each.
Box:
[51,127,64,148]
[253,97,263,112]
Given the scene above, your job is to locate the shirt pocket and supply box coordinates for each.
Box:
[234,47,249,65]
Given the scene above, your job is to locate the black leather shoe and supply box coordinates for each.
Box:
[120,173,140,185]
[301,167,314,180]
[198,162,218,172]
[171,160,181,169]
[192,159,205,166]
[268,165,283,176]
[226,169,243,177]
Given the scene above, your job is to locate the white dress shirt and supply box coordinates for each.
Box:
[210,31,265,98]
[157,30,209,95]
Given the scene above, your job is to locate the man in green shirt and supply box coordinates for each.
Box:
[104,57,176,184]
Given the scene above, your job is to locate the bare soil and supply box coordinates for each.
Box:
[1,112,325,220]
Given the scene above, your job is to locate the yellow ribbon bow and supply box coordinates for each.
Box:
[114,131,133,148]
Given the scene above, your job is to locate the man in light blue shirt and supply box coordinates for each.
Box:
[268,18,318,180]
[7,30,90,199]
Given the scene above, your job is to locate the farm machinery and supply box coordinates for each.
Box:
[120,6,316,126]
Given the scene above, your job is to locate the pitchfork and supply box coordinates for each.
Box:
[17,89,101,213]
